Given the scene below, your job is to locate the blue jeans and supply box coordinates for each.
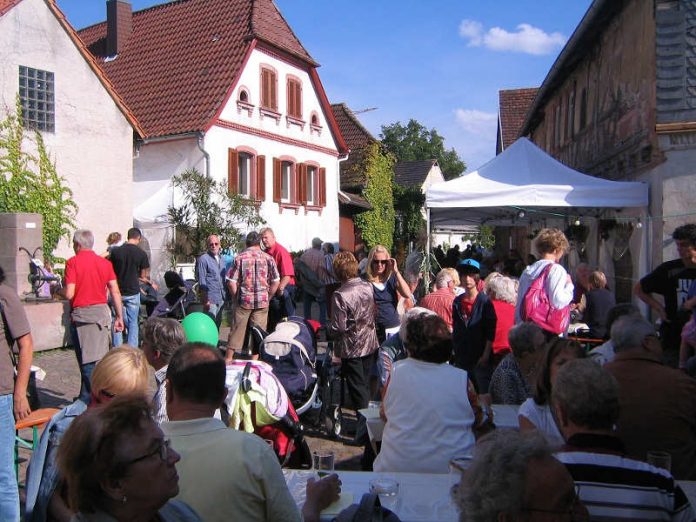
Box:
[113,293,141,347]
[303,290,327,326]
[0,394,19,521]
[207,302,224,327]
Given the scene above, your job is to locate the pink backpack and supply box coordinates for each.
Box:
[521,263,570,334]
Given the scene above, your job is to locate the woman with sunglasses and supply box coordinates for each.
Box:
[365,245,412,343]
[57,397,199,521]
[25,346,150,522]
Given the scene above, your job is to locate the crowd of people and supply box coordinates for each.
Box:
[2,222,696,520]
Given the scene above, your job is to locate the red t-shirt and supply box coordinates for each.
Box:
[64,249,117,308]
[266,242,296,285]
[491,300,515,355]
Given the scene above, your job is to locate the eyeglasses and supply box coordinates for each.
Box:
[372,260,388,266]
[123,439,172,467]
[208,242,220,246]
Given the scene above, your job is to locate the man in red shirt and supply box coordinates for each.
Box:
[420,269,456,330]
[60,229,123,402]
[260,227,296,331]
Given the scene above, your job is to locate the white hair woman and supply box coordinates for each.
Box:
[485,273,518,363]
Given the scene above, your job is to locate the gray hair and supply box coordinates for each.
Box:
[399,306,436,345]
[73,229,94,249]
[552,359,619,430]
[434,269,453,289]
[485,274,517,305]
[508,322,544,358]
[141,317,186,362]
[611,315,656,353]
[458,430,550,521]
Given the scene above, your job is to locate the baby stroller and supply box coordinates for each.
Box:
[257,317,343,437]
[150,271,198,320]
[224,359,312,468]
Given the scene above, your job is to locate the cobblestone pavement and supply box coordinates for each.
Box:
[18,314,364,491]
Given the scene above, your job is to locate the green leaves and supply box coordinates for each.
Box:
[352,142,395,251]
[0,97,77,263]
[379,119,466,181]
[167,168,264,262]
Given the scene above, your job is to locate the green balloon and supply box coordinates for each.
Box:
[181,312,219,346]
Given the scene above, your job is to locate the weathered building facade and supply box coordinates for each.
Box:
[520,0,696,300]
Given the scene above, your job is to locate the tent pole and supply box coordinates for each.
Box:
[425,207,432,291]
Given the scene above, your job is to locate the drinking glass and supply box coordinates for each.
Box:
[312,451,335,476]
[369,477,399,510]
[647,450,671,472]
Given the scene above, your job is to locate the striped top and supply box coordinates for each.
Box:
[556,434,695,521]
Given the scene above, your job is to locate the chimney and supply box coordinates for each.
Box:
[106,0,132,56]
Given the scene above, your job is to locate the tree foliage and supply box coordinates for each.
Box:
[380,119,466,180]
[0,98,77,263]
[351,143,395,250]
[462,224,496,250]
[167,168,264,262]
[393,184,425,250]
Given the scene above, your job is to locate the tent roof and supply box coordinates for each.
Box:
[425,138,648,226]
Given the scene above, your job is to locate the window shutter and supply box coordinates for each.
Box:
[296,82,302,118]
[298,163,307,205]
[227,148,238,194]
[261,69,268,108]
[256,155,266,201]
[319,167,326,207]
[273,158,281,203]
[287,80,294,117]
[270,71,277,111]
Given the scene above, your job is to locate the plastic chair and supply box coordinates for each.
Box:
[15,408,60,482]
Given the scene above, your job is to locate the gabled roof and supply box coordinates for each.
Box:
[0,0,143,136]
[77,0,346,145]
[497,88,538,152]
[394,159,438,188]
[331,103,376,150]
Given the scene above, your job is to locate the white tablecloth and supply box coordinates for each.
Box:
[359,404,520,443]
[284,470,459,521]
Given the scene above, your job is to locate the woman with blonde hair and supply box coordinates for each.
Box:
[515,228,574,338]
[365,245,412,342]
[25,346,151,522]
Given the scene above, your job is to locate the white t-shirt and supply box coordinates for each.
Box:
[374,358,476,473]
[518,398,564,448]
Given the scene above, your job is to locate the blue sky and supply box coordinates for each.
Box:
[57,0,592,171]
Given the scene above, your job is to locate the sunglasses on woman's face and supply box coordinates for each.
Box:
[372,260,388,266]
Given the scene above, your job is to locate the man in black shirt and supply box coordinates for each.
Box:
[110,228,151,346]
[635,224,696,352]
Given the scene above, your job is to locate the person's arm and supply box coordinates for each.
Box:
[196,256,211,307]
[276,275,291,296]
[57,283,75,301]
[269,278,280,299]
[227,279,238,299]
[328,293,347,336]
[478,300,497,366]
[13,332,33,420]
[107,279,124,332]
[634,281,668,322]
[390,259,412,299]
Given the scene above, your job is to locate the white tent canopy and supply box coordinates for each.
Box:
[425,138,649,227]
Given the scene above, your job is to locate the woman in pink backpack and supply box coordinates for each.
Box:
[515,228,575,339]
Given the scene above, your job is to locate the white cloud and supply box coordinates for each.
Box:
[459,19,566,56]
[458,19,483,46]
[452,109,498,170]
[454,109,497,135]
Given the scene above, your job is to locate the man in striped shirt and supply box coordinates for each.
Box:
[552,359,695,521]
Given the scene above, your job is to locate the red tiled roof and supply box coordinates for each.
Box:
[0,0,21,16]
[1,0,143,136]
[330,103,376,150]
[498,88,538,150]
[77,0,332,140]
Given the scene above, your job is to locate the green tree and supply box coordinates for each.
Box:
[0,98,77,263]
[350,143,395,250]
[380,119,466,180]
[393,184,425,250]
[167,168,264,262]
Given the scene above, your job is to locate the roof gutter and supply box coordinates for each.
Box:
[519,0,612,136]
[197,132,211,178]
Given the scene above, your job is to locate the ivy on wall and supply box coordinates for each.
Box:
[0,97,77,263]
[351,142,395,251]
[393,184,425,249]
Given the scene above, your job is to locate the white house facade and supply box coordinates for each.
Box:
[0,0,137,260]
